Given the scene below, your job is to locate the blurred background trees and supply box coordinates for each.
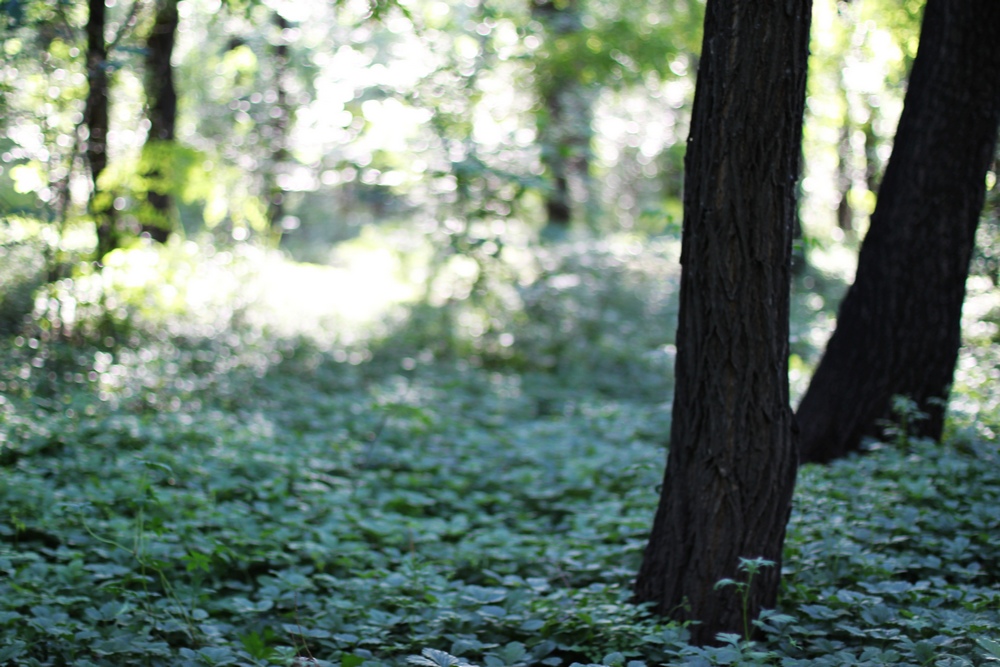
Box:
[0,0,930,262]
[138,0,179,243]
[2,0,996,410]
[2,0,695,256]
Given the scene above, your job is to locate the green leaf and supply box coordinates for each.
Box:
[408,649,463,667]
[343,654,366,667]
[713,578,738,590]
[978,638,1000,661]
[0,641,26,662]
[198,646,237,665]
[601,652,625,666]
[240,631,275,660]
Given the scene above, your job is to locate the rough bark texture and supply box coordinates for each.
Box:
[796,0,1000,464]
[85,0,116,259]
[633,0,810,645]
[141,0,179,243]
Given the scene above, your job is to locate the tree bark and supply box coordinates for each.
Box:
[265,11,292,235]
[532,0,593,235]
[835,123,853,232]
[796,0,1000,464]
[633,0,810,645]
[141,0,179,243]
[85,0,116,260]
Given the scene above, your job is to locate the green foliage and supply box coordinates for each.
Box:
[2,236,1000,666]
[970,163,1000,286]
[372,234,680,403]
[800,0,923,238]
[1,328,672,665]
[6,0,1000,664]
[779,439,1000,666]
[0,236,47,334]
[714,558,776,643]
[95,141,271,242]
[529,0,701,90]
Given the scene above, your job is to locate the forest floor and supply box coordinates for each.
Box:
[3,232,1000,666]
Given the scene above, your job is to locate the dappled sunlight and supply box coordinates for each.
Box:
[800,0,916,241]
[250,233,424,342]
[62,233,429,346]
[6,0,1000,661]
[803,239,858,285]
[788,279,840,406]
[960,276,1000,341]
[354,229,687,404]
[60,225,868,411]
[950,277,1000,436]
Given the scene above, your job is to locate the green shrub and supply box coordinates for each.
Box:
[0,239,46,335]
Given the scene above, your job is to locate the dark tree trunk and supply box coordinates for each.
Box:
[796,0,1000,464]
[84,0,116,259]
[141,0,179,243]
[633,0,810,645]
[544,168,571,227]
[861,110,880,195]
[266,11,292,235]
[533,0,593,234]
[836,123,854,232]
[834,22,854,234]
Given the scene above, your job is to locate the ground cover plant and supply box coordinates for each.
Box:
[3,238,1000,666]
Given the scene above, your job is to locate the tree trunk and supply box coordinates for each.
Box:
[835,123,853,232]
[265,11,292,235]
[85,0,116,260]
[861,108,880,195]
[532,0,593,235]
[141,0,179,243]
[633,0,810,645]
[796,0,1000,464]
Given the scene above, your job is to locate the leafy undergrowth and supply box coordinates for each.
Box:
[4,348,1000,666]
[3,239,1000,666]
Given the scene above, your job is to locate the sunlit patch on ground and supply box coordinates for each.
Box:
[249,236,423,342]
[65,230,429,346]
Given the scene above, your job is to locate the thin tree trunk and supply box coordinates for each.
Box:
[634,0,810,645]
[533,0,593,235]
[141,0,179,243]
[796,0,1000,464]
[836,124,854,232]
[861,109,880,195]
[85,0,116,260]
[265,11,292,236]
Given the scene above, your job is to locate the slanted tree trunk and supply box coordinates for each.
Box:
[634,0,810,645]
[141,0,179,243]
[85,0,116,260]
[796,0,1000,464]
